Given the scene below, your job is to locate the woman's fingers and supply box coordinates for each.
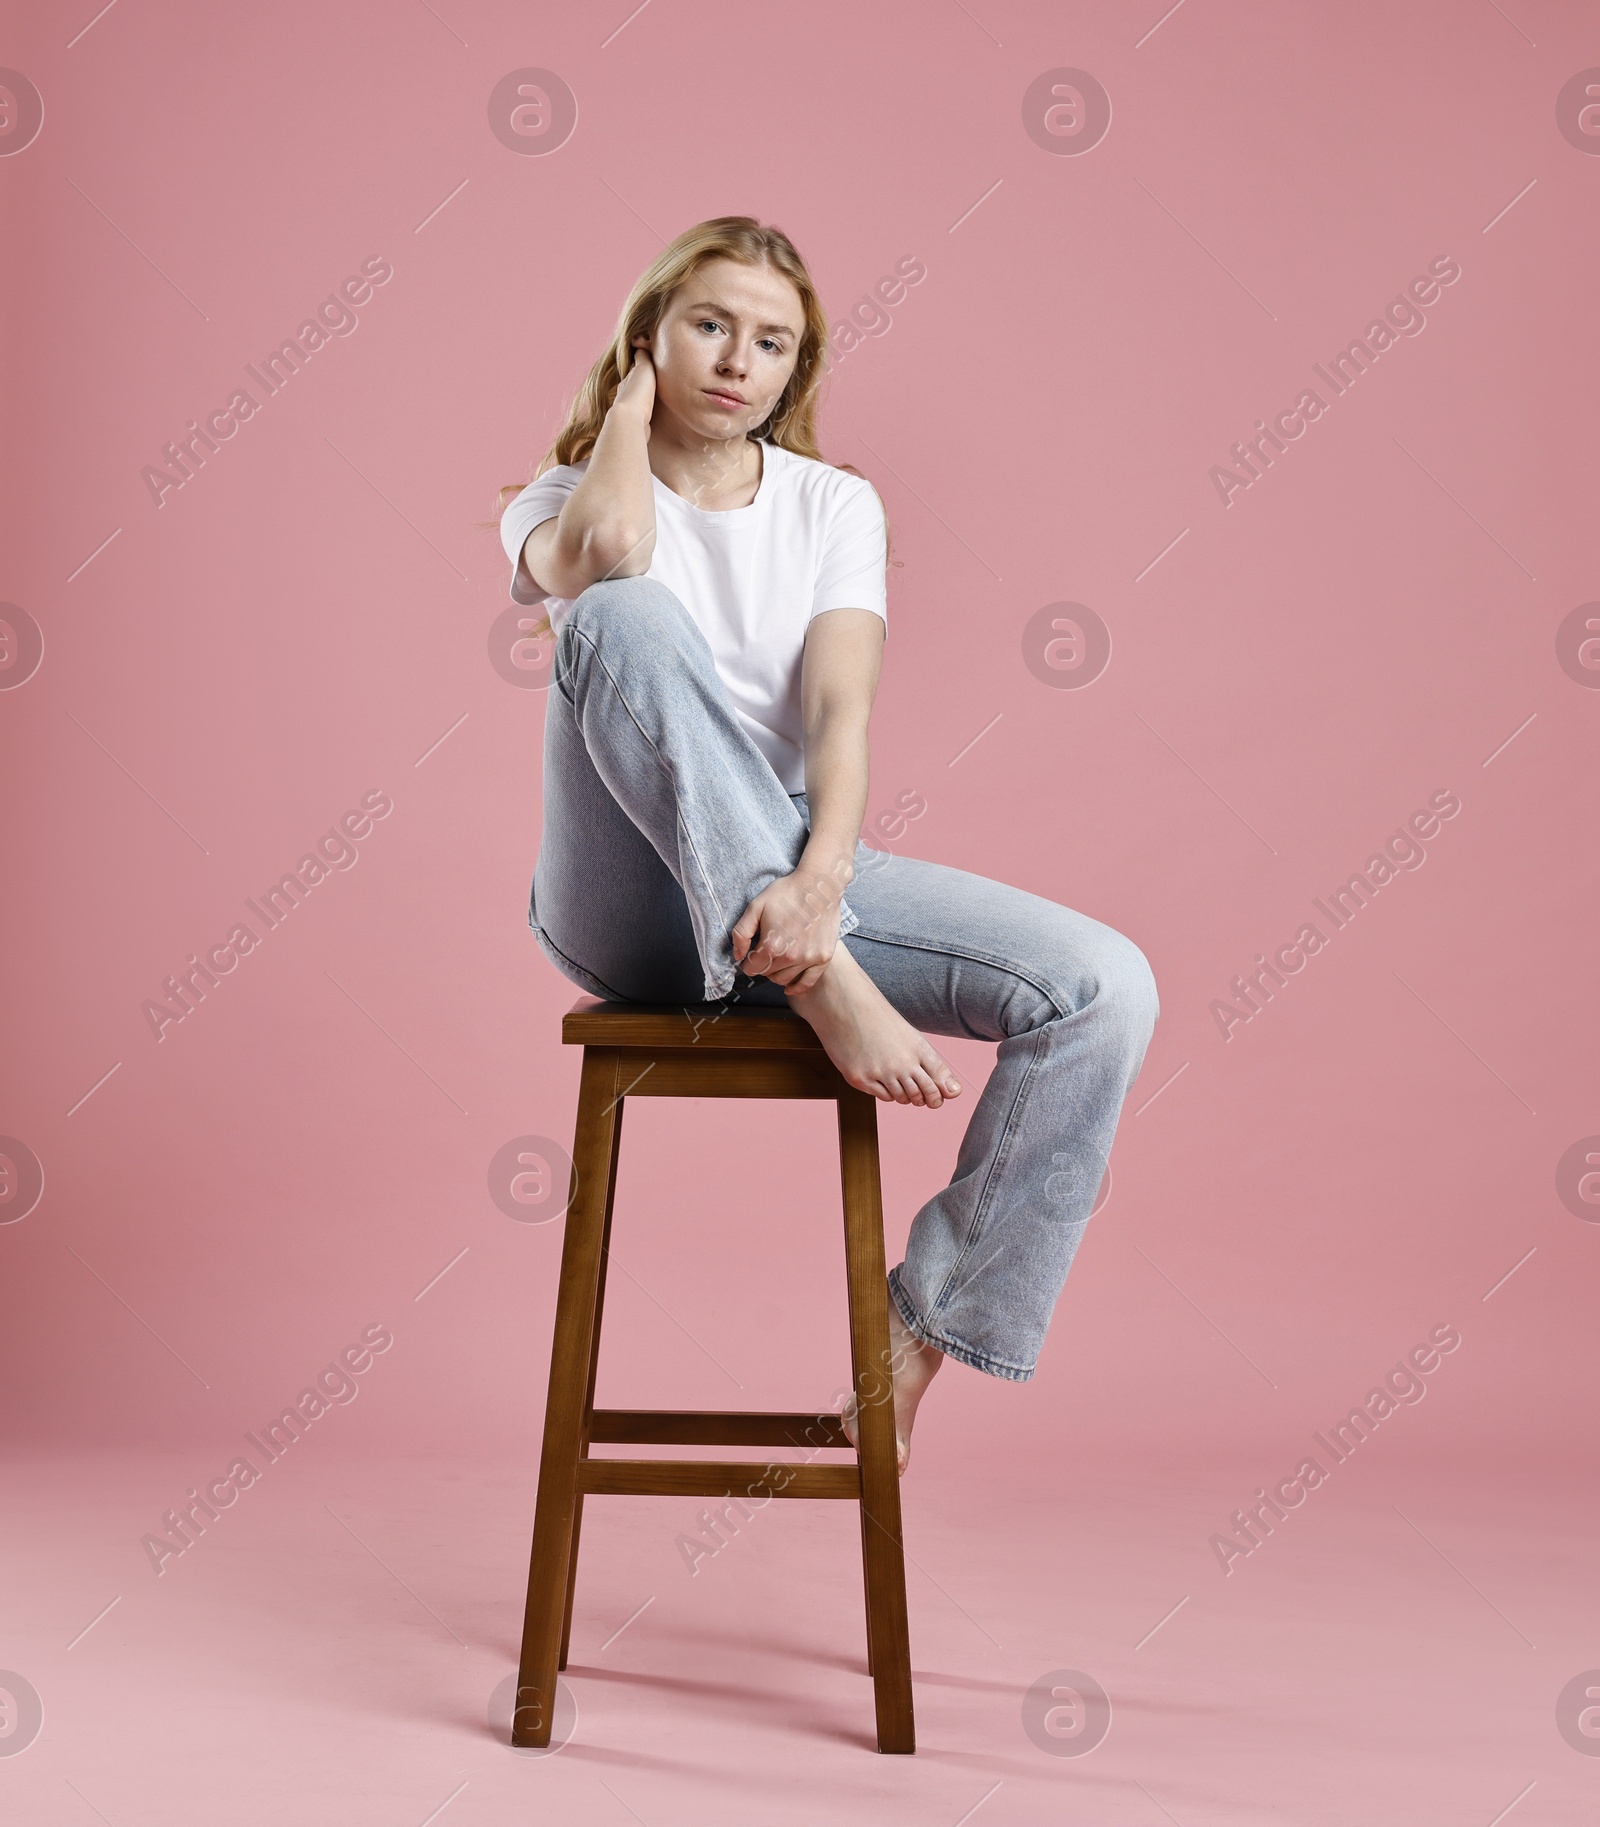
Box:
[730,874,843,984]
[746,932,834,984]
[730,906,759,963]
[732,890,838,984]
[765,947,832,989]
[745,930,788,976]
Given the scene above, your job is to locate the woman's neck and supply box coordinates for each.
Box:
[646,419,763,511]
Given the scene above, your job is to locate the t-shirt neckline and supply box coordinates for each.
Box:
[652,439,773,519]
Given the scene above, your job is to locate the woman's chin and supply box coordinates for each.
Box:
[668,395,756,438]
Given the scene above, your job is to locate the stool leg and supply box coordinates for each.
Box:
[837,1088,915,1755]
[558,1101,624,1670]
[858,1506,874,1678]
[513,1047,624,1748]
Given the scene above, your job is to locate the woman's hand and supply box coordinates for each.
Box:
[611,340,657,427]
[731,862,851,992]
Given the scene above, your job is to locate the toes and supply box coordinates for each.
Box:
[908,1067,943,1109]
[922,1051,962,1097]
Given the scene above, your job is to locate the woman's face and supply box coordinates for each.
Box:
[634,256,805,441]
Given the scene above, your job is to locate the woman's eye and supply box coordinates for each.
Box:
[698,320,722,335]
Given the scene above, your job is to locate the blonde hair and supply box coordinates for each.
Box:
[492,215,893,633]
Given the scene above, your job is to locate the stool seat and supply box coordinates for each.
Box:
[512,995,916,1754]
[561,994,825,1049]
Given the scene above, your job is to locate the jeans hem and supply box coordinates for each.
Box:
[703,964,738,1001]
[887,1265,1036,1384]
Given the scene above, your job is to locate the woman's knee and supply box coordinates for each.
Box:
[1037,921,1159,1040]
[1102,930,1160,1039]
[564,575,696,652]
[556,577,708,701]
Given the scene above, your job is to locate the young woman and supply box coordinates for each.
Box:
[499,217,1159,1474]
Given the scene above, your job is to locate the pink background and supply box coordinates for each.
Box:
[3,1,1597,1820]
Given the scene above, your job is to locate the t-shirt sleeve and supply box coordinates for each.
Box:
[499,466,581,605]
[810,477,888,629]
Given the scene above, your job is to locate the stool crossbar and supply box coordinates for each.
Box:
[513,994,915,1754]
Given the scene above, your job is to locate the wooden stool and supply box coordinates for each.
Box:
[512,994,915,1754]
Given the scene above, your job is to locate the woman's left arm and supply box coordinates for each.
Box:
[797,606,884,883]
[731,608,884,992]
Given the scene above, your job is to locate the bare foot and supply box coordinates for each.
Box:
[842,1292,945,1475]
[786,941,963,1108]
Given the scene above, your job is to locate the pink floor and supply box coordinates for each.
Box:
[4,1444,1594,1824]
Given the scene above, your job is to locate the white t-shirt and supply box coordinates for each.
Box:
[499,439,888,792]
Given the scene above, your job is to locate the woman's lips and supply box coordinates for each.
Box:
[702,389,746,408]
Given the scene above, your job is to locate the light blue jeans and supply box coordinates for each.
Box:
[530,577,1159,1382]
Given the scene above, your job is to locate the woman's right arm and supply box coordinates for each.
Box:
[520,349,658,600]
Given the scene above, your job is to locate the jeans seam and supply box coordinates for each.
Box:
[844,924,1075,1025]
[926,1021,1050,1325]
